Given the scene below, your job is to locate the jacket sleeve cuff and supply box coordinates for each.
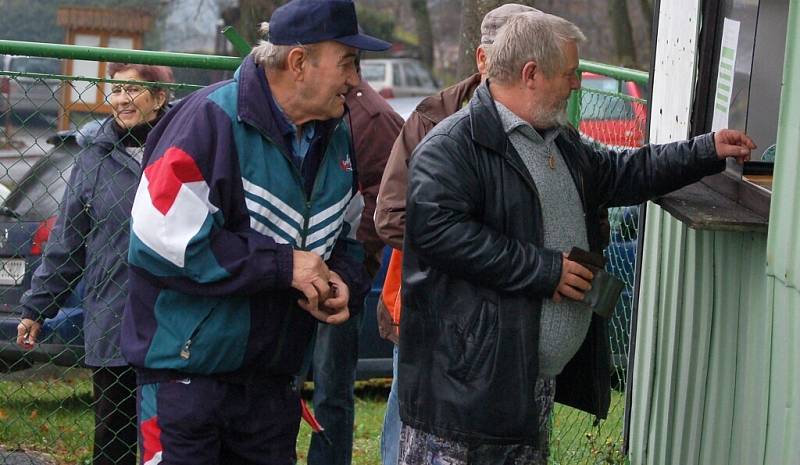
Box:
[20,306,46,323]
[698,133,726,169]
[274,244,294,289]
[540,248,563,297]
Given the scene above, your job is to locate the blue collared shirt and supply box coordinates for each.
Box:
[270,95,317,168]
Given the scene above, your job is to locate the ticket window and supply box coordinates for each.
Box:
[697,0,789,198]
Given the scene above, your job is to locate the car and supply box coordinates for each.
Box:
[0,54,64,123]
[0,129,396,379]
[579,71,647,148]
[360,58,438,98]
[0,130,83,371]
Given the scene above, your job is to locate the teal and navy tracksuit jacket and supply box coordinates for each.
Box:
[121,56,368,383]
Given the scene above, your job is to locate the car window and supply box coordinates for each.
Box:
[3,146,77,221]
[409,62,435,88]
[392,63,402,87]
[8,57,61,75]
[361,63,386,83]
[403,64,422,88]
[581,77,635,120]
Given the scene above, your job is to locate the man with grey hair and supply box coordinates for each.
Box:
[121,1,390,463]
[397,11,755,465]
[374,4,540,465]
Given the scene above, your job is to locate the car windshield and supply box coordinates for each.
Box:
[8,57,61,75]
[407,62,435,88]
[2,146,76,221]
[581,77,636,120]
[361,63,386,83]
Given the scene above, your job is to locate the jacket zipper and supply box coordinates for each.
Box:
[241,116,344,368]
[241,116,343,249]
[179,306,216,360]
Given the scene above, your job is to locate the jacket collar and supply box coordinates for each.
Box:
[469,81,510,154]
[415,73,481,125]
[236,55,293,145]
[235,55,343,156]
[91,117,145,175]
[468,82,586,209]
[470,82,570,153]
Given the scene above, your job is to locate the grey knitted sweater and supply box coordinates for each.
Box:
[495,101,593,378]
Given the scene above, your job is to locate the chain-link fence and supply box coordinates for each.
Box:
[0,41,648,465]
[549,66,648,465]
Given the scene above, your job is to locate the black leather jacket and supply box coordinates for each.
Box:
[398,83,723,444]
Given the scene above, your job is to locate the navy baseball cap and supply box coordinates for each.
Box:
[269,0,391,51]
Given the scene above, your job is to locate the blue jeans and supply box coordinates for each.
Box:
[381,345,401,465]
[306,310,365,465]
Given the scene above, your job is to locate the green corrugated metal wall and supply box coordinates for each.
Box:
[630,0,800,464]
[630,209,770,465]
[764,0,800,463]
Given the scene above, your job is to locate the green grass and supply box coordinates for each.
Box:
[551,391,627,465]
[0,366,94,465]
[296,384,389,465]
[0,369,625,465]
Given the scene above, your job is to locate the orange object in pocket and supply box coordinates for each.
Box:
[380,248,403,324]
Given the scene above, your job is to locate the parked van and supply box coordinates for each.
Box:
[360,58,438,98]
[0,55,63,123]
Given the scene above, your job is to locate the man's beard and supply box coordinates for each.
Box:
[531,99,569,128]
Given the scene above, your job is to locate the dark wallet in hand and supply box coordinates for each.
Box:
[566,247,625,319]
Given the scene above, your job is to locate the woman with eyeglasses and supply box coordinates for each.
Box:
[16,63,174,465]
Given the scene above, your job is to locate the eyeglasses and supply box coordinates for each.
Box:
[109,84,150,98]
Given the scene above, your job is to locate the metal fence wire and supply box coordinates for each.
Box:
[0,42,648,465]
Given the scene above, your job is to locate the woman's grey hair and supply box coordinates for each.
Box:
[487,12,586,84]
[250,22,318,69]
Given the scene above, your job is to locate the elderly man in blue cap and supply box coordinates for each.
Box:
[120,1,390,464]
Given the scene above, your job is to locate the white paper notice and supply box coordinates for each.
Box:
[711,18,740,131]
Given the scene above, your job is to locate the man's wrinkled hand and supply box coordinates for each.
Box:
[316,271,350,325]
[552,253,594,303]
[292,250,331,315]
[16,318,41,350]
[714,129,756,165]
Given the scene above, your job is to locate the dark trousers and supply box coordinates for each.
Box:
[306,310,364,465]
[137,376,300,465]
[92,365,137,465]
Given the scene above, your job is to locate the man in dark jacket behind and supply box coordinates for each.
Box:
[398,11,756,465]
[305,59,403,465]
[374,5,539,465]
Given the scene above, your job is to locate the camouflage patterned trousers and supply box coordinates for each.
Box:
[397,378,556,465]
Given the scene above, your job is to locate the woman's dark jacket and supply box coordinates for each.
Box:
[20,117,148,367]
[398,83,724,444]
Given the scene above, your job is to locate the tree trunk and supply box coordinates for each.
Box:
[608,0,637,68]
[639,0,653,39]
[410,0,434,70]
[456,0,541,79]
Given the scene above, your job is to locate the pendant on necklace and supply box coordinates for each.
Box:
[548,153,556,170]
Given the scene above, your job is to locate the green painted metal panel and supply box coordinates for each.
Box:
[633,2,800,465]
[767,0,800,291]
[631,205,770,465]
[729,234,771,465]
[764,1,800,460]
[763,283,800,464]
